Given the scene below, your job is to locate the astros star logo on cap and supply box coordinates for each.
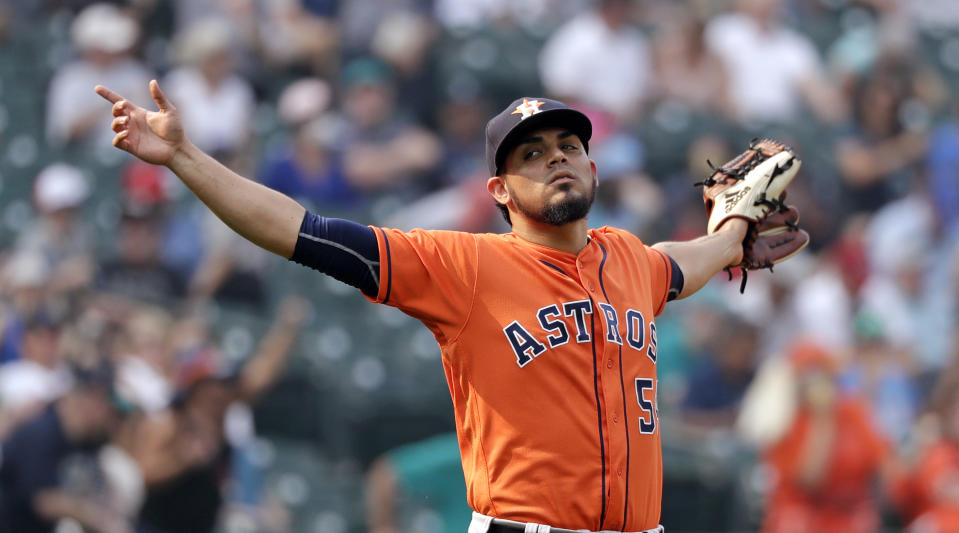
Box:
[511,98,544,120]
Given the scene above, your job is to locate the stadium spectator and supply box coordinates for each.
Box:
[900,385,959,532]
[734,253,817,360]
[258,78,361,213]
[112,305,175,414]
[13,163,95,297]
[188,206,273,310]
[0,311,72,440]
[649,8,730,116]
[861,192,954,394]
[761,341,889,533]
[112,155,270,310]
[838,311,920,446]
[338,0,427,56]
[0,252,52,364]
[0,362,127,533]
[538,0,651,122]
[45,3,152,148]
[834,63,928,214]
[370,11,440,126]
[340,57,443,203]
[255,0,339,78]
[680,315,758,433]
[787,251,857,353]
[96,203,187,307]
[377,94,498,233]
[587,133,661,236]
[433,94,490,186]
[171,0,259,75]
[131,297,307,533]
[162,18,255,155]
[925,100,959,229]
[704,0,846,125]
[115,159,202,280]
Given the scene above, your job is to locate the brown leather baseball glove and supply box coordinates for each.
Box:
[699,138,810,292]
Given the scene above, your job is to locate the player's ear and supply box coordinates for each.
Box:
[487,176,509,206]
[590,158,599,189]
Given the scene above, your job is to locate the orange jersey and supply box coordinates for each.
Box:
[367,226,672,531]
[762,400,887,533]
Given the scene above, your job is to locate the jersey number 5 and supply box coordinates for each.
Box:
[634,378,657,434]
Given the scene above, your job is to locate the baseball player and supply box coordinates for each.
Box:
[95,81,799,532]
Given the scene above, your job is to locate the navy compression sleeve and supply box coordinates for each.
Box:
[290,211,380,297]
[666,255,684,302]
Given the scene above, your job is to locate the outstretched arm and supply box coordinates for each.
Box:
[652,220,746,300]
[94,80,304,258]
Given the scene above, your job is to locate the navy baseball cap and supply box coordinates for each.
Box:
[485,97,592,177]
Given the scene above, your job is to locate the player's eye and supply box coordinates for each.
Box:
[563,144,578,151]
[524,150,541,161]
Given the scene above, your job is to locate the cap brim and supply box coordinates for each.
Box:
[494,108,592,176]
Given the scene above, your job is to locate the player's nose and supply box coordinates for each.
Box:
[546,144,567,167]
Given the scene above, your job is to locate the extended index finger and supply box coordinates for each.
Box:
[94,85,122,104]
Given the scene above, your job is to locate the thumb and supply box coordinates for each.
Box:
[149,79,174,112]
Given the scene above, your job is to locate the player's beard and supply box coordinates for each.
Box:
[512,179,596,226]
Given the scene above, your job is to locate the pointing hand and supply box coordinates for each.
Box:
[94,80,185,165]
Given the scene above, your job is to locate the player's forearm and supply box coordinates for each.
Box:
[168,142,305,258]
[652,224,745,299]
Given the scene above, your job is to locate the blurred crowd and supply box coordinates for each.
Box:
[0,0,958,531]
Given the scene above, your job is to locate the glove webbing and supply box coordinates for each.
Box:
[693,138,779,188]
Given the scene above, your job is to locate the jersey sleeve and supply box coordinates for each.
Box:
[645,246,673,316]
[368,228,478,343]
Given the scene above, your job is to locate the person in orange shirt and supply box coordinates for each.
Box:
[904,386,959,532]
[762,341,890,533]
[92,78,782,532]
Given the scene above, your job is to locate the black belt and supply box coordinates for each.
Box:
[487,519,662,533]
[488,520,580,533]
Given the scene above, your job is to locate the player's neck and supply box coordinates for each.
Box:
[511,216,589,255]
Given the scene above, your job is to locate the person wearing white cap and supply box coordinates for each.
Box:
[12,163,95,295]
[162,18,255,155]
[46,3,153,147]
